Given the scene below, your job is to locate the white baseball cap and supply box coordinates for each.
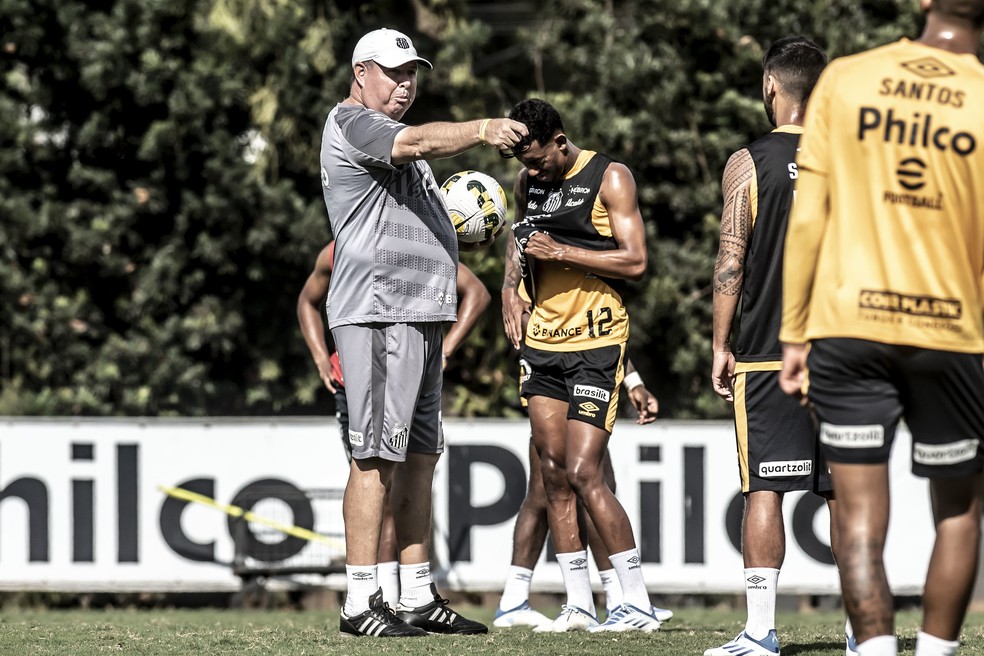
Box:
[351,28,433,70]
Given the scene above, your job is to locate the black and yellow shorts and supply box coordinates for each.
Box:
[807,338,984,479]
[520,344,624,432]
[734,362,831,494]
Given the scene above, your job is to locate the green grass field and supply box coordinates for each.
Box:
[4,606,984,655]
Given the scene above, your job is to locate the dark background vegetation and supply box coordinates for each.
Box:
[1,0,927,418]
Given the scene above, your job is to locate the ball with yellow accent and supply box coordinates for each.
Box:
[440,170,508,243]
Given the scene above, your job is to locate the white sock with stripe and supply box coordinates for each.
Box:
[498,565,534,611]
[556,550,596,616]
[344,564,378,615]
[398,562,434,608]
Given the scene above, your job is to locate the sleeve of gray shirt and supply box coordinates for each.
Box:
[336,107,408,170]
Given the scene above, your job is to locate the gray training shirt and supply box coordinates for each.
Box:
[320,103,458,328]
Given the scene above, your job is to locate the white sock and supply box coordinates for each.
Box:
[398,562,434,608]
[556,550,595,615]
[344,564,378,615]
[608,548,650,610]
[744,567,779,640]
[915,631,959,656]
[599,568,623,612]
[378,560,399,608]
[498,565,534,611]
[857,635,898,655]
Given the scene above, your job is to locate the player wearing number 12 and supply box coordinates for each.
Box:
[502,98,661,633]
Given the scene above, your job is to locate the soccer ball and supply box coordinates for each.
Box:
[440,170,508,243]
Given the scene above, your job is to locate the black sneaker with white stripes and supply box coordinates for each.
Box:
[396,583,489,634]
[339,588,427,637]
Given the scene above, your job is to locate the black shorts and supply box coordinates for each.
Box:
[807,338,984,478]
[520,344,624,432]
[734,365,831,494]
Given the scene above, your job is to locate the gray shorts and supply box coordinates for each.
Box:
[331,322,444,462]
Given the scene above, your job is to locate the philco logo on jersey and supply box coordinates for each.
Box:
[760,460,813,477]
[578,401,600,417]
[574,385,610,403]
[858,107,977,156]
[913,439,979,466]
[820,423,884,448]
[348,430,364,447]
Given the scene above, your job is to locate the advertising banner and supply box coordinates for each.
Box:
[0,418,932,594]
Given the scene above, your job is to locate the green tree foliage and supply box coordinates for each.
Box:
[0,0,924,417]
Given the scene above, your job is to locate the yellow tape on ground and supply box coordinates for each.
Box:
[158,485,345,550]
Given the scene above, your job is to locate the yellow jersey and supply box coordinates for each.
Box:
[514,150,629,352]
[782,38,984,353]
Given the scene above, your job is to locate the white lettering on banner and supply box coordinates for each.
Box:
[573,385,611,402]
[819,423,885,448]
[913,439,979,465]
[0,419,933,596]
[759,460,812,477]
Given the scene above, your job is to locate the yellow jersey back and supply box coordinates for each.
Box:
[783,38,984,353]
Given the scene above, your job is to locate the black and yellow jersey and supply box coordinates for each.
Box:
[735,126,802,363]
[513,150,628,352]
[782,39,984,353]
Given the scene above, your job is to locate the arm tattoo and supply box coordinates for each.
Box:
[713,150,754,297]
[503,235,521,290]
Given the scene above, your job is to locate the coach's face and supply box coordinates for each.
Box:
[355,60,417,121]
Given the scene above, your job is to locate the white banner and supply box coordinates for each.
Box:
[0,418,932,594]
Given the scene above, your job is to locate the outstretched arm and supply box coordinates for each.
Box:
[711,149,754,403]
[297,245,337,394]
[443,262,491,366]
[392,118,528,164]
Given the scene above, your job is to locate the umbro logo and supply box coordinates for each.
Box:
[353,571,373,580]
[570,558,587,566]
[746,575,766,585]
[415,568,430,577]
[901,57,955,79]
[627,556,640,565]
